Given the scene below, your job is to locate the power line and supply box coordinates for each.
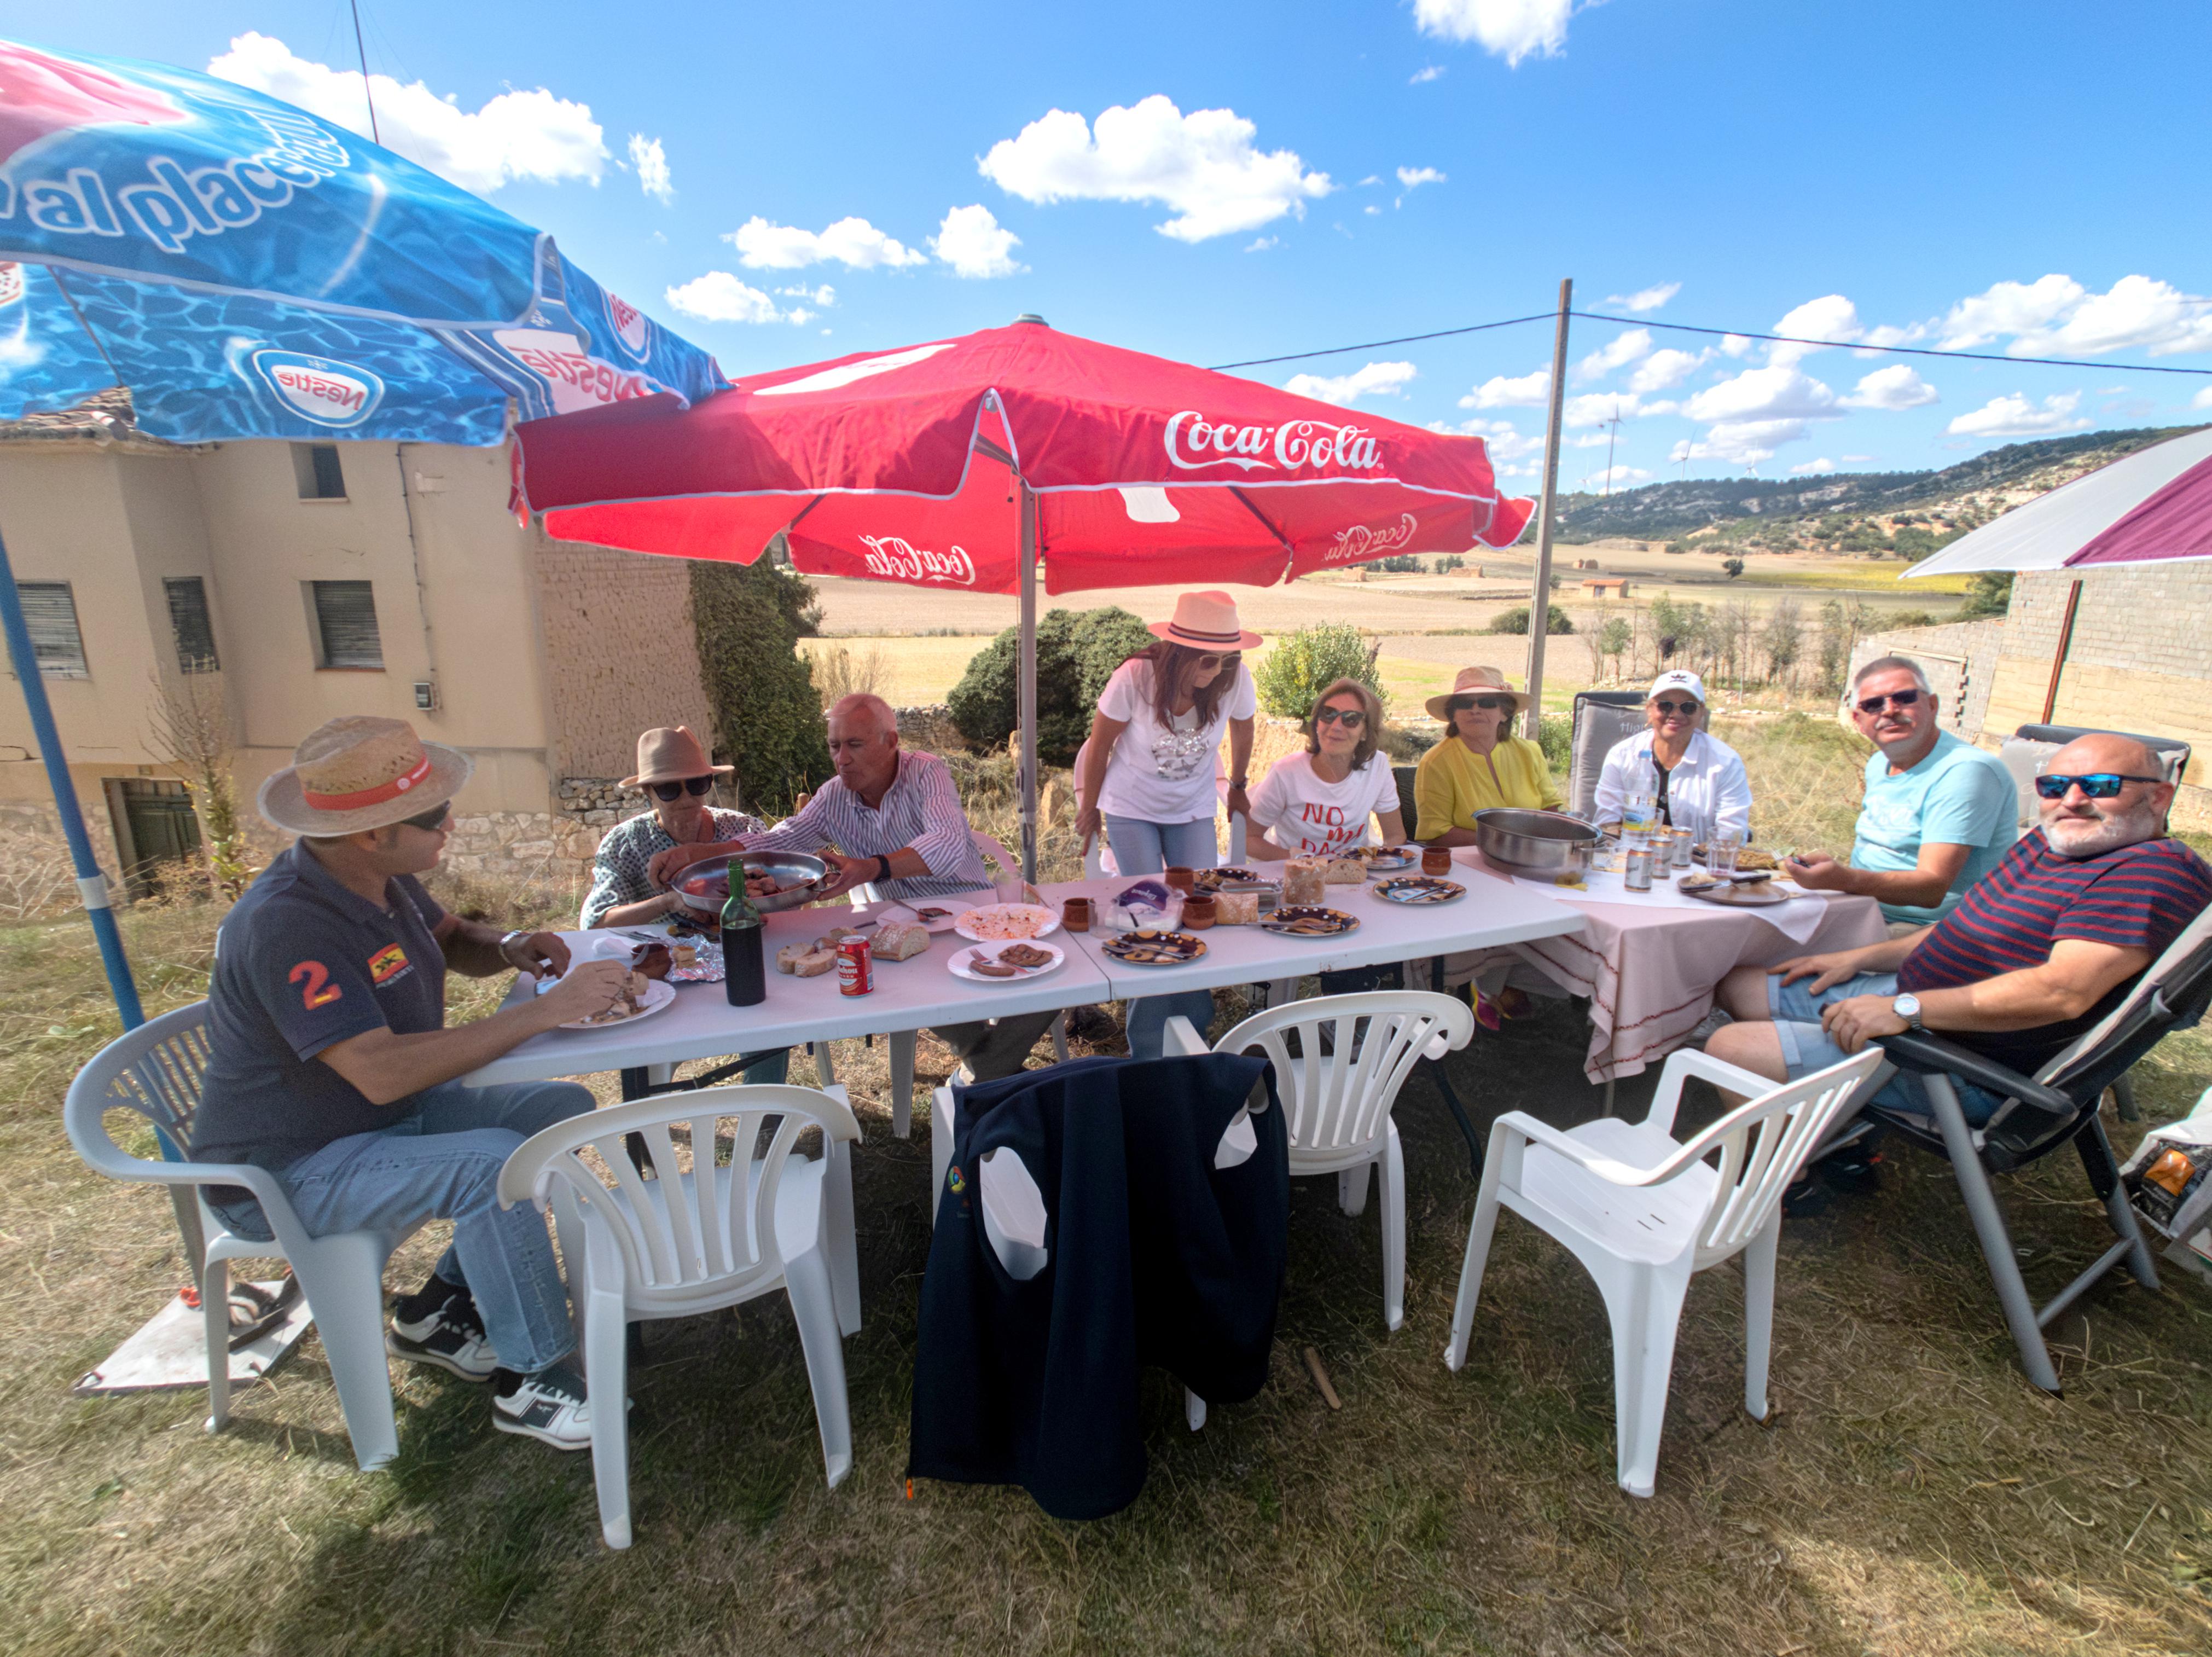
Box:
[1208,312,1555,370]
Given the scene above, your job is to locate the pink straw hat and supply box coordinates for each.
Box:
[1149,589,1261,652]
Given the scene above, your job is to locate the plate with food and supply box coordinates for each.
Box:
[1101,929,1208,966]
[1676,873,1790,907]
[904,903,963,934]
[949,940,1065,983]
[1374,876,1465,905]
[549,974,677,1031]
[1351,845,1420,873]
[1191,866,1268,892]
[1260,906,1360,937]
[954,902,1062,943]
[1692,843,1781,872]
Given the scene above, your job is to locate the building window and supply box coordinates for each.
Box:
[14,581,89,677]
[164,577,219,673]
[292,442,346,500]
[309,580,383,669]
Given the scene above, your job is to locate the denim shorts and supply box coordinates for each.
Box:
[1766,971,2006,1127]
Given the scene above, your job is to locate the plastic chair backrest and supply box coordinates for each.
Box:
[1674,1051,1884,1268]
[1568,692,1647,819]
[497,1083,860,1306]
[1211,990,1474,1155]
[973,832,1020,884]
[64,1001,214,1162]
[1390,764,1418,832]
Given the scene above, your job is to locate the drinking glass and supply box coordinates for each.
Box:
[1709,827,1745,877]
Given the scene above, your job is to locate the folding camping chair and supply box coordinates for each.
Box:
[1865,906,2212,1392]
[1566,691,1646,820]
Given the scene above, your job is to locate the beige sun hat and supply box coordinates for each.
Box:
[1149,589,1262,653]
[258,716,473,836]
[1424,665,1532,722]
[623,725,733,789]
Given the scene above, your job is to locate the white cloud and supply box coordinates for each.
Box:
[1245,236,1279,252]
[1396,165,1446,194]
[1669,419,1811,468]
[1605,281,1681,314]
[979,95,1331,243]
[728,216,927,270]
[1840,364,1939,410]
[1285,361,1418,406]
[1364,204,1383,216]
[1720,333,1754,357]
[1430,416,1543,460]
[1939,273,2212,358]
[1460,367,1551,409]
[1414,0,1575,67]
[1410,65,1447,83]
[628,134,672,203]
[2193,386,2212,410]
[1567,432,1613,448]
[1768,294,1861,366]
[665,271,813,326]
[1855,321,1929,356]
[1789,457,1837,475]
[776,284,835,306]
[208,32,606,193]
[1842,454,1878,463]
[1565,391,1675,427]
[1629,347,1705,393]
[931,204,1025,278]
[1684,366,1840,425]
[1940,275,2085,349]
[1575,328,1652,381]
[1946,391,2091,438]
[1581,465,1653,491]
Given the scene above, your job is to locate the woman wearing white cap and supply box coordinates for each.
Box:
[1075,590,1259,1057]
[1592,669,1752,843]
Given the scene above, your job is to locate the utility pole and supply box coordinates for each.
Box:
[350,0,381,143]
[1523,278,1572,738]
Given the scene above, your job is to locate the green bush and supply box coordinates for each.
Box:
[1536,714,1571,775]
[1251,622,1383,720]
[946,606,1155,766]
[1488,604,1574,636]
[691,555,832,815]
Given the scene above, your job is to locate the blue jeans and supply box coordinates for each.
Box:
[1766,972,2004,1127]
[223,1079,594,1375]
[1104,812,1218,1060]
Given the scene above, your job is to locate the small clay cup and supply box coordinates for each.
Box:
[1421,847,1454,877]
[1180,893,1217,930]
[1061,896,1092,933]
[1164,865,1197,893]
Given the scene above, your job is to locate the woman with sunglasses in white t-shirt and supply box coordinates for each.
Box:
[1246,678,1408,859]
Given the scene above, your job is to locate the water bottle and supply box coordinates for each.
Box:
[721,867,767,1007]
[1622,753,1661,842]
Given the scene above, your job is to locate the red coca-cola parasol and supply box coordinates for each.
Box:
[511,315,1535,871]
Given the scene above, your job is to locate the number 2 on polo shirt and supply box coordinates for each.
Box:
[289,960,342,1010]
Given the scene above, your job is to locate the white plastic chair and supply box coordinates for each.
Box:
[1443,1047,1884,1497]
[497,1082,862,1549]
[63,1003,420,1470]
[1166,990,1475,1334]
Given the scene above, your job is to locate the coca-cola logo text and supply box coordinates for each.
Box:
[1326,513,1419,564]
[1163,412,1384,474]
[857,534,977,586]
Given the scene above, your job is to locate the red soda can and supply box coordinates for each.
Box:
[836,935,874,996]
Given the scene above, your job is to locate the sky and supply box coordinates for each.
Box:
[14,0,2212,491]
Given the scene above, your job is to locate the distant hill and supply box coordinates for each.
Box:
[1552,425,2207,549]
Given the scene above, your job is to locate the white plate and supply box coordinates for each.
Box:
[893,902,967,934]
[953,902,1063,943]
[558,976,678,1031]
[948,941,1066,983]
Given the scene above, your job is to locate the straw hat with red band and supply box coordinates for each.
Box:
[1148,589,1262,653]
[258,715,474,837]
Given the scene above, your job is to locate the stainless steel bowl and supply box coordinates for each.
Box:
[1473,808,1600,878]
[671,850,829,915]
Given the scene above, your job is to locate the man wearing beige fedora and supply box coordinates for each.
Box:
[192,716,632,1451]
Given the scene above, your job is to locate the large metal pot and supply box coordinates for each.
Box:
[670,849,829,915]
[1473,809,1599,878]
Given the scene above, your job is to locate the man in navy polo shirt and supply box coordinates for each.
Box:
[1708,733,2211,1138]
[194,717,632,1451]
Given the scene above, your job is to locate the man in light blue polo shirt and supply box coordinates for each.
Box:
[1786,656,2017,928]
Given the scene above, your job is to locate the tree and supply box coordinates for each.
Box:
[145,668,252,899]
[1488,605,1574,636]
[1956,570,2015,619]
[692,557,832,815]
[947,606,1156,764]
[1762,598,1803,687]
[1251,622,1385,719]
[1721,557,1745,580]
[1599,617,1633,680]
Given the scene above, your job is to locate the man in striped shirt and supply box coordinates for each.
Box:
[651,694,1056,1079]
[1709,733,2211,1128]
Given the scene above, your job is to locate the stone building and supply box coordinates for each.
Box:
[0,400,721,896]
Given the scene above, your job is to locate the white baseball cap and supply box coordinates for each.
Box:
[1647,669,1707,705]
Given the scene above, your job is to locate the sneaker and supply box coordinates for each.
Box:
[1690,1005,1734,1042]
[491,1364,594,1450]
[387,1295,498,1381]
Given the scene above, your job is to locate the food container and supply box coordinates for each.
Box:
[1180,893,1217,930]
[671,850,829,916]
[1061,896,1092,933]
[1472,809,1599,879]
[1283,858,1327,906]
[835,935,873,996]
[1163,865,1196,893]
[1421,846,1453,877]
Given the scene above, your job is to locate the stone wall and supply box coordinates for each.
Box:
[893,703,966,754]
[1843,618,2006,738]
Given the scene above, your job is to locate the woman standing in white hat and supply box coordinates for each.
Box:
[1075,590,1259,1057]
[1592,669,1752,844]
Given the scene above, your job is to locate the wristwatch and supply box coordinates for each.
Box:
[873,854,893,885]
[498,929,532,965]
[1892,992,1924,1031]
[1228,776,1250,790]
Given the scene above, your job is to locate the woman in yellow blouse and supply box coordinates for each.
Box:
[1414,665,1563,844]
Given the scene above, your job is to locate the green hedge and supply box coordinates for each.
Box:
[690,554,832,816]
[947,606,1156,766]
[1488,604,1575,636]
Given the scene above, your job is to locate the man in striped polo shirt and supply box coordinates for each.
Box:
[1709,733,2211,1129]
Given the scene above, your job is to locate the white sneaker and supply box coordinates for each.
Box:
[387,1297,498,1382]
[492,1364,593,1450]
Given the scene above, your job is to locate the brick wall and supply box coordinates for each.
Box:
[1843,618,2006,738]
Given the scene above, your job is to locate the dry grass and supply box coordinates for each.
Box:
[5,726,2212,1656]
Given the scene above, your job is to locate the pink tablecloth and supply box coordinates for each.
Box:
[1461,854,1890,1084]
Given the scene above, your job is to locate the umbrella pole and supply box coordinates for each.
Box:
[1017,484,1040,883]
[1523,277,1574,739]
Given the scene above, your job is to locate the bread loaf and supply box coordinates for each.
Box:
[776,939,839,976]
[873,921,931,961]
[1214,890,1260,925]
[1283,858,1327,906]
[1323,856,1365,885]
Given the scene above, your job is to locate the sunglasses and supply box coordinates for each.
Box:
[648,777,717,802]
[2033,772,2164,800]
[1193,652,1233,670]
[399,800,451,833]
[1652,698,1700,717]
[1453,696,1510,712]
[1855,688,1923,715]
[1314,707,1367,728]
